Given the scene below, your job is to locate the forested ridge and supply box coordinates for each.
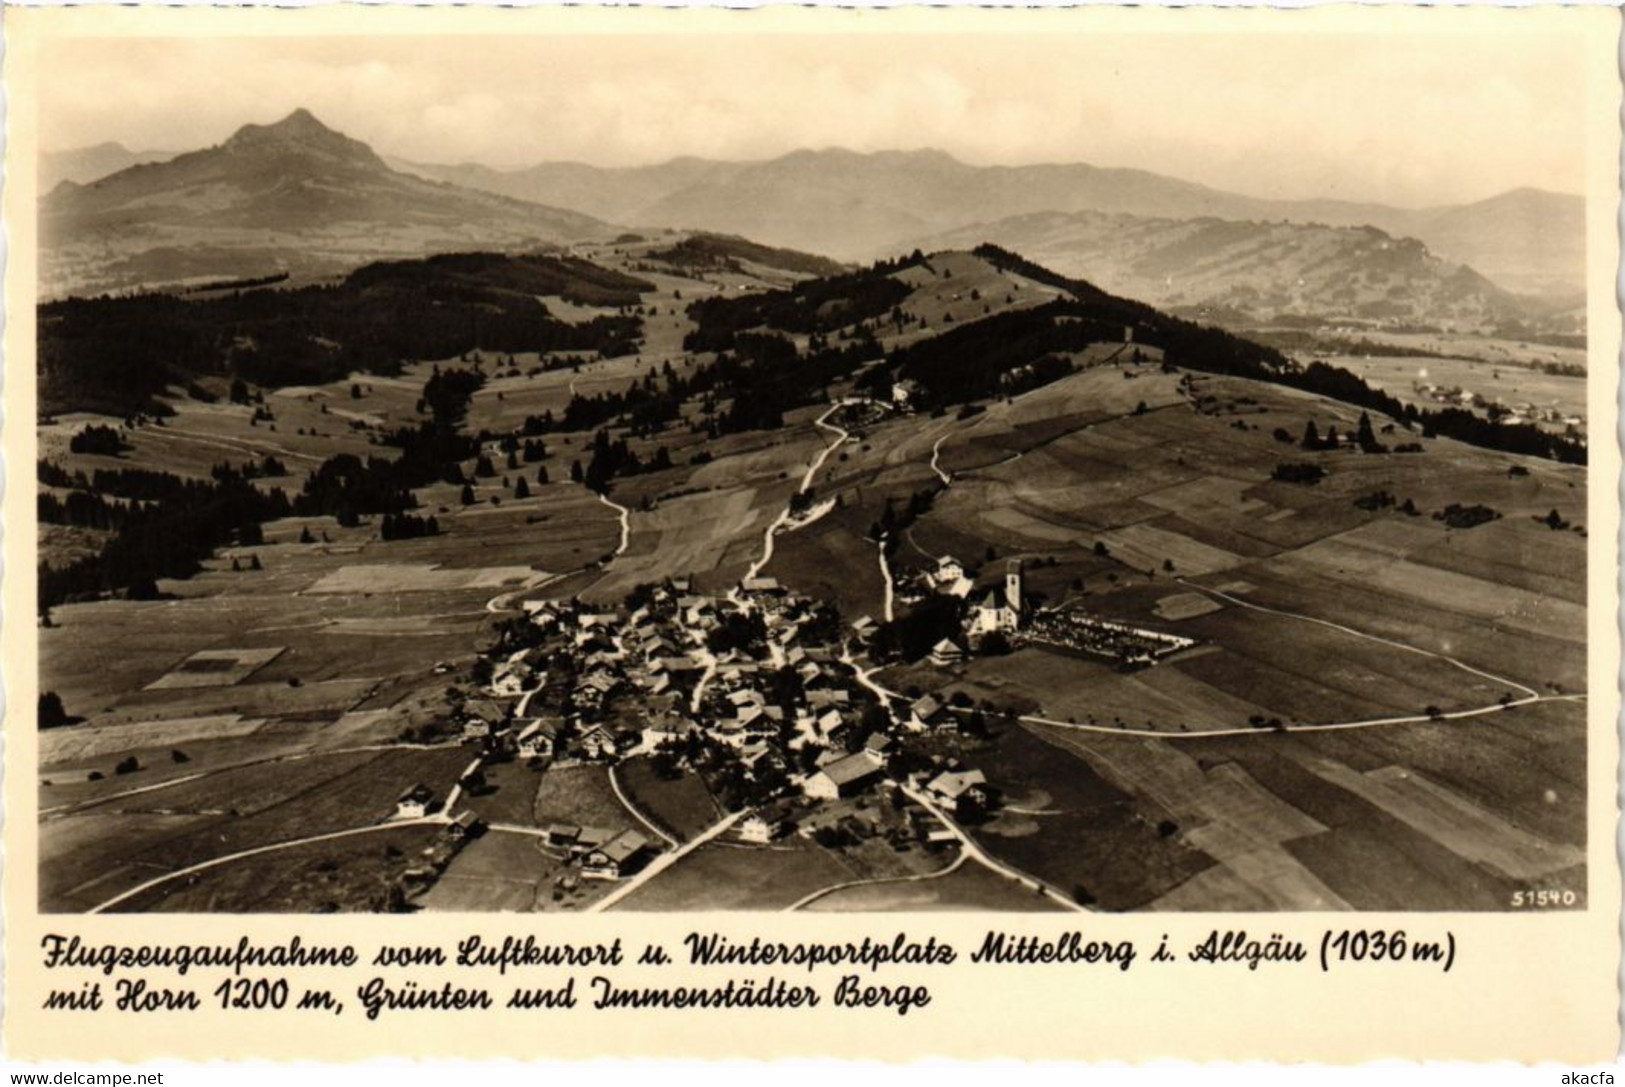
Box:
[39,252,650,418]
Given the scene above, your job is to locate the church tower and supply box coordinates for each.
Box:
[1005,559,1024,615]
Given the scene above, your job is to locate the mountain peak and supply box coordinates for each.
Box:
[264,107,331,137]
[222,108,383,169]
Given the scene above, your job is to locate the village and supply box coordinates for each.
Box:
[387,572,1008,891]
[1410,378,1585,435]
[378,518,1213,902]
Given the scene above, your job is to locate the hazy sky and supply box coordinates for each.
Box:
[40,27,1588,207]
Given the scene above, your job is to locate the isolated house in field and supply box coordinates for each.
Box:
[891,379,922,408]
[395,783,435,819]
[582,830,651,879]
[445,810,485,841]
[908,694,947,731]
[803,750,885,800]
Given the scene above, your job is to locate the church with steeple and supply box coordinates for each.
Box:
[971,559,1025,636]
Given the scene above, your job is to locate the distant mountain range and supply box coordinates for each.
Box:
[40,142,175,192]
[41,110,615,298]
[43,110,1585,328]
[904,210,1552,332]
[392,148,1585,297]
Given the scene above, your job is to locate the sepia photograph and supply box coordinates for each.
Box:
[29,13,1597,921]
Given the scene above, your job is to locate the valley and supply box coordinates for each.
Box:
[35,222,1588,914]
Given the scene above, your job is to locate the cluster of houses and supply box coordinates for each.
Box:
[541,824,654,880]
[390,780,655,880]
[1412,380,1584,434]
[395,571,1012,875]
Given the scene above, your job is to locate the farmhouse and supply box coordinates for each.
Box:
[445,810,485,840]
[806,687,851,709]
[803,750,885,800]
[582,830,651,879]
[927,769,989,809]
[545,823,581,848]
[515,718,562,760]
[461,698,508,740]
[864,732,897,760]
[739,804,793,844]
[934,555,966,585]
[395,783,435,819]
[908,694,947,731]
[490,664,532,698]
[929,638,966,666]
[571,825,615,855]
[579,724,619,760]
[642,714,699,750]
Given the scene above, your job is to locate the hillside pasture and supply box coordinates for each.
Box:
[110,823,444,913]
[144,647,285,690]
[414,829,608,913]
[615,757,721,842]
[801,857,1065,912]
[764,515,888,624]
[40,810,225,912]
[459,759,546,827]
[947,723,1213,909]
[532,764,639,837]
[610,839,853,911]
[126,745,471,872]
